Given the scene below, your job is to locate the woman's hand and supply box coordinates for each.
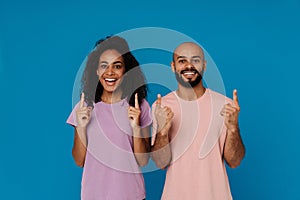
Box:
[76,93,92,128]
[128,93,141,130]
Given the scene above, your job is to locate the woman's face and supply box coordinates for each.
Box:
[96,49,126,93]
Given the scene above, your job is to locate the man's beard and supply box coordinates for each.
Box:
[175,69,203,88]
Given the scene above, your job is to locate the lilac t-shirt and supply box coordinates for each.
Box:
[67,98,152,200]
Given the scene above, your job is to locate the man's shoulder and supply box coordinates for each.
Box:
[207,89,232,104]
[151,91,177,108]
[162,91,176,100]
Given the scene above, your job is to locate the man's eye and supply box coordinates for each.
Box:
[193,59,200,64]
[178,60,186,64]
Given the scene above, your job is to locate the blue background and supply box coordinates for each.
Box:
[1,0,299,199]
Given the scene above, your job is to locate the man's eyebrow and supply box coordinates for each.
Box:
[176,55,202,60]
[192,56,202,59]
[176,56,187,60]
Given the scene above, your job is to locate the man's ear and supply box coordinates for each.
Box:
[203,60,207,71]
[171,61,175,72]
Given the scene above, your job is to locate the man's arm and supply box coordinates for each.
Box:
[221,89,245,168]
[223,126,245,168]
[151,129,172,169]
[150,94,173,169]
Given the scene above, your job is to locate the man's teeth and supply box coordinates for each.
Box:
[184,72,195,75]
[105,78,116,82]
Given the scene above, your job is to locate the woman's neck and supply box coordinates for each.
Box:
[101,90,122,104]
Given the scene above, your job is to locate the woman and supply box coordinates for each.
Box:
[67,36,151,199]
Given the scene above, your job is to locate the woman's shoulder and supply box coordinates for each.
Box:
[140,98,150,109]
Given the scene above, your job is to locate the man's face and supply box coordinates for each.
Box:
[171,43,206,88]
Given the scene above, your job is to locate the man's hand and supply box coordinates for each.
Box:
[151,94,173,169]
[222,89,245,168]
[155,94,174,134]
[220,89,240,131]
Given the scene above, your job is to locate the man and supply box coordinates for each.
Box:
[151,42,245,200]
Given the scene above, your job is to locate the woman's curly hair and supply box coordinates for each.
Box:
[81,36,147,107]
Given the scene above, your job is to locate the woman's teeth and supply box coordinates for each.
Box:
[105,78,117,82]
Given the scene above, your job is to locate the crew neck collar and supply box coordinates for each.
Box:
[97,98,127,106]
[174,88,209,102]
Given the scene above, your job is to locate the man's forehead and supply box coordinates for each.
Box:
[174,42,204,57]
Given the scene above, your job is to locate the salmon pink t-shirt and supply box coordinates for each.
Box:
[152,89,233,200]
[67,98,152,200]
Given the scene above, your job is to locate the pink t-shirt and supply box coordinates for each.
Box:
[152,89,233,200]
[67,98,152,200]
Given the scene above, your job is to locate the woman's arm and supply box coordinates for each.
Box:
[72,127,87,167]
[132,126,150,167]
[72,93,92,167]
[128,94,151,167]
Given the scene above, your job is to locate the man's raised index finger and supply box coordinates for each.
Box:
[156,94,162,106]
[233,89,240,109]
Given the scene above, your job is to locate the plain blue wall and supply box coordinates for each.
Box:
[0,0,299,199]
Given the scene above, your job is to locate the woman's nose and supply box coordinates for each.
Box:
[105,65,115,75]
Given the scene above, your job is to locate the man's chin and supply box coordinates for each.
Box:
[175,73,202,88]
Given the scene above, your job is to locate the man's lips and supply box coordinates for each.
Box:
[181,70,199,79]
[183,71,196,75]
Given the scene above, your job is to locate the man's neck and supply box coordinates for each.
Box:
[176,82,206,101]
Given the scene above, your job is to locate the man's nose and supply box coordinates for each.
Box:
[186,61,194,68]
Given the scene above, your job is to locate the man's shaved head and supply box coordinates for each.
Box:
[173,42,205,62]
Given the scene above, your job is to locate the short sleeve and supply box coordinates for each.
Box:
[199,93,233,159]
[66,102,80,127]
[139,99,152,128]
[219,98,233,150]
[150,103,158,146]
[66,101,88,127]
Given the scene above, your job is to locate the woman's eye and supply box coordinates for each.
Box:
[100,64,107,69]
[115,65,122,69]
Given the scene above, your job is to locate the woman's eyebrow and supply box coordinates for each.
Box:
[112,61,124,64]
